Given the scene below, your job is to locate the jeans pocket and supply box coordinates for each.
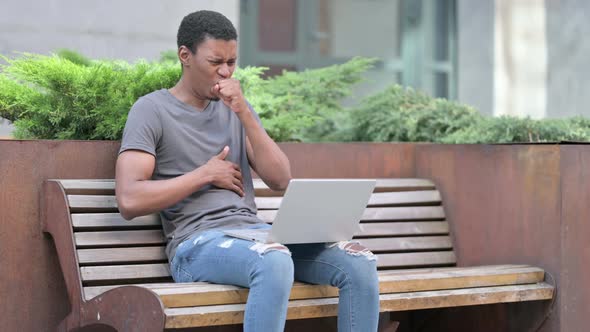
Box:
[171,256,194,283]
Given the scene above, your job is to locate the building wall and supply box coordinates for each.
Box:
[456,0,495,116]
[494,0,548,119]
[1,0,588,137]
[0,0,239,61]
[546,0,590,118]
[0,0,239,137]
[458,0,589,119]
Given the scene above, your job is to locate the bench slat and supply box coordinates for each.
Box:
[377,251,456,268]
[83,265,545,304]
[75,230,166,247]
[57,178,436,196]
[369,191,441,206]
[258,206,445,223]
[80,263,171,283]
[72,222,449,249]
[357,236,453,252]
[67,191,442,212]
[256,191,442,210]
[78,247,167,264]
[79,250,455,283]
[163,282,554,328]
[72,213,161,229]
[71,206,446,231]
[255,178,437,196]
[362,206,445,220]
[75,236,453,265]
[68,195,118,212]
[360,178,436,192]
[164,269,547,308]
[359,221,449,237]
[58,179,116,195]
[77,264,525,285]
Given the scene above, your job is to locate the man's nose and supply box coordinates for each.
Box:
[218,64,230,78]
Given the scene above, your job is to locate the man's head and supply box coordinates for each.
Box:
[176,10,238,102]
[177,10,237,53]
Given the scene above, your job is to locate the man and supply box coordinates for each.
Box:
[116,10,379,332]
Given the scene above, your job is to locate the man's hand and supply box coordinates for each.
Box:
[203,146,244,196]
[211,79,249,114]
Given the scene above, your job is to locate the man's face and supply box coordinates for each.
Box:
[182,37,238,101]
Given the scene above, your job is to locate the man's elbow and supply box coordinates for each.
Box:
[116,194,139,220]
[119,209,136,221]
[270,174,292,192]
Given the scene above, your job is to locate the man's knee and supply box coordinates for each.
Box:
[250,242,295,288]
[328,240,378,261]
[328,241,379,287]
[249,242,292,257]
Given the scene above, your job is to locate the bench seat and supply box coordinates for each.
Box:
[84,265,552,328]
[42,178,554,331]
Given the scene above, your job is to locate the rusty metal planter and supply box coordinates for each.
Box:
[1,140,588,331]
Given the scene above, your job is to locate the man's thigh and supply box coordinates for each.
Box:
[170,230,292,287]
[288,241,377,285]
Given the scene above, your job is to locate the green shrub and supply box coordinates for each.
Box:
[347,85,481,142]
[236,57,375,141]
[344,84,590,143]
[55,48,93,67]
[443,116,590,143]
[0,51,372,141]
[0,52,180,139]
[2,50,589,143]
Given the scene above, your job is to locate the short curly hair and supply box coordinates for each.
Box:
[177,10,237,53]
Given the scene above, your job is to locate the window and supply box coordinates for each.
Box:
[240,0,456,99]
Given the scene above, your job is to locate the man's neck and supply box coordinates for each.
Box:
[169,78,210,111]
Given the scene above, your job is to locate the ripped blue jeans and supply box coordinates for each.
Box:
[170,224,379,332]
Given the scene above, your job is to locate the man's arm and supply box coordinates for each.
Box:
[212,79,291,191]
[243,116,292,191]
[116,147,244,220]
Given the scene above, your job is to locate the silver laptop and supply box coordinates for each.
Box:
[224,179,376,244]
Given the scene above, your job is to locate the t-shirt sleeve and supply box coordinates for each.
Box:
[119,97,162,156]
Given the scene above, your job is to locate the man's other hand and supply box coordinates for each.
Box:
[203,146,245,196]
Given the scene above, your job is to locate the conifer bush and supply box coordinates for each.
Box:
[0,51,372,141]
[1,50,589,143]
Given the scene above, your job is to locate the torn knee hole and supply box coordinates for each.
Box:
[342,242,367,252]
[249,242,291,256]
[329,241,377,260]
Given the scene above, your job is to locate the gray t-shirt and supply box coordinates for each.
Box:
[119,89,263,260]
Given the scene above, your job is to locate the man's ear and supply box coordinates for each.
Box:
[178,46,192,67]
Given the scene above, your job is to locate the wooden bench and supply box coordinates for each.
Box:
[42,178,554,331]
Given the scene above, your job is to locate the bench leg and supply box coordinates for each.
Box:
[57,312,77,332]
[378,312,400,332]
[78,286,166,332]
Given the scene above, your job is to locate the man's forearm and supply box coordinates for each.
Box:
[238,110,291,190]
[116,168,211,220]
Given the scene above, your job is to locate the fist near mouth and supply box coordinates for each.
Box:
[211,79,248,114]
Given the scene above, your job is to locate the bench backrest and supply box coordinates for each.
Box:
[49,178,455,300]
